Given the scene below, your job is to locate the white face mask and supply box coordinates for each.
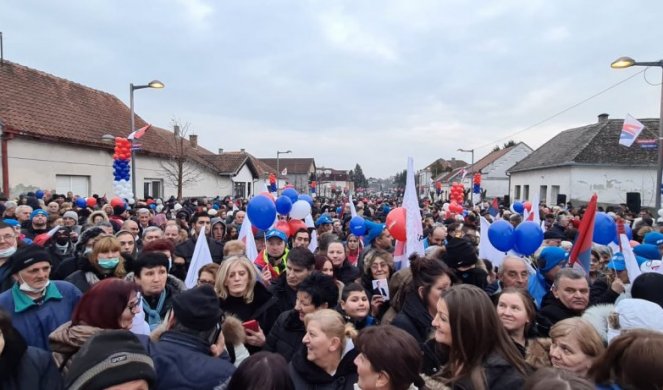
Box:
[18,275,49,294]
[0,246,17,259]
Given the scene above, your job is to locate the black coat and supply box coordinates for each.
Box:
[451,353,526,390]
[288,344,358,390]
[175,237,224,264]
[219,281,280,354]
[0,345,63,390]
[590,278,620,306]
[269,273,297,313]
[537,298,582,337]
[391,291,432,344]
[264,309,305,362]
[333,260,360,285]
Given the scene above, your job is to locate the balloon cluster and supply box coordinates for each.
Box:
[472,173,481,195]
[450,182,465,203]
[247,187,315,233]
[488,220,543,256]
[112,137,133,202]
[268,173,277,193]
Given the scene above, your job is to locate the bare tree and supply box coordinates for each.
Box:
[160,119,203,200]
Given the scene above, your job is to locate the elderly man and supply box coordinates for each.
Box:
[424,225,447,248]
[0,245,81,350]
[62,210,81,235]
[143,226,164,245]
[46,202,60,215]
[488,255,531,299]
[537,268,590,336]
[15,205,33,226]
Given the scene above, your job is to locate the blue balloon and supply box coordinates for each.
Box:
[612,223,633,244]
[593,212,617,245]
[247,194,277,230]
[35,190,44,199]
[282,188,299,204]
[513,221,544,256]
[513,201,524,214]
[149,203,157,210]
[349,216,366,236]
[75,198,87,208]
[275,195,293,216]
[298,194,314,206]
[487,220,515,252]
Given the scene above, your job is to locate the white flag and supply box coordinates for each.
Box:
[619,114,645,147]
[620,233,642,282]
[348,193,358,218]
[400,157,425,269]
[281,167,288,175]
[184,230,213,289]
[305,214,318,252]
[479,217,509,267]
[238,212,259,262]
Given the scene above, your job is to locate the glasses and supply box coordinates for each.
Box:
[127,292,142,312]
[0,234,16,243]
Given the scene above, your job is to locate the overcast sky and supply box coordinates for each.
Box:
[2,1,663,178]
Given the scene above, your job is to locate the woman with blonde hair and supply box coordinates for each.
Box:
[65,236,126,293]
[289,309,358,390]
[548,317,605,378]
[215,255,279,353]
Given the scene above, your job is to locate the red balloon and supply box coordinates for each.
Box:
[386,207,407,241]
[110,197,125,208]
[524,201,532,212]
[289,219,307,234]
[86,197,97,208]
[275,220,291,237]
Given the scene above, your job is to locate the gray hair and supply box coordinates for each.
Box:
[553,268,586,286]
[142,226,164,238]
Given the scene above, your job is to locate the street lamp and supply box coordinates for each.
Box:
[129,80,164,200]
[276,150,292,194]
[457,148,475,166]
[611,56,663,209]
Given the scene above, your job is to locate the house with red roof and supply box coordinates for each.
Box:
[0,60,263,199]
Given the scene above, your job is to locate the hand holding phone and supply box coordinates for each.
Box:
[242,319,259,333]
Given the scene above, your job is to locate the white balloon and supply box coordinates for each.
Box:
[658,208,663,218]
[289,200,311,219]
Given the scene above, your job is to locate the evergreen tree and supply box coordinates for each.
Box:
[353,164,368,189]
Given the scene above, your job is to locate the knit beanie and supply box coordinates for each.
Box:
[538,246,568,273]
[172,285,222,331]
[443,237,479,268]
[10,245,51,274]
[63,210,79,221]
[64,330,155,390]
[631,272,663,309]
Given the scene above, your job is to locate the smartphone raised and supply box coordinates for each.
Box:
[242,319,259,332]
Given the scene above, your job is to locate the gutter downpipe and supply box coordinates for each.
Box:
[0,123,11,196]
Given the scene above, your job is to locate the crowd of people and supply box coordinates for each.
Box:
[0,190,662,389]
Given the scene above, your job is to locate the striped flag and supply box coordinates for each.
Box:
[568,194,597,274]
[128,124,151,140]
[619,114,645,147]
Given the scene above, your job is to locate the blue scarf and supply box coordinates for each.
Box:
[142,290,167,331]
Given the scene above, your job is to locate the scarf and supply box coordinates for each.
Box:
[142,290,167,331]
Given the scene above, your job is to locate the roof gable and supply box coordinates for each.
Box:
[259,158,316,174]
[204,151,259,177]
[509,118,659,173]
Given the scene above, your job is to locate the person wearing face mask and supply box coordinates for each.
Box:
[0,221,20,293]
[51,227,107,281]
[0,245,82,350]
[65,236,127,293]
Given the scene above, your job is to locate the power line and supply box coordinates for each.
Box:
[472,68,646,150]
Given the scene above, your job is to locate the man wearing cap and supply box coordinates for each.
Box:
[537,268,590,336]
[0,221,19,292]
[255,229,289,284]
[0,245,82,350]
[590,253,628,305]
[643,231,663,258]
[147,285,235,388]
[542,229,565,247]
[64,330,156,390]
[21,209,49,240]
[315,214,333,236]
[528,246,569,308]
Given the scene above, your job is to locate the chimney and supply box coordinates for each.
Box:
[240,148,245,152]
[174,125,180,137]
[189,134,198,148]
[218,148,223,155]
[598,113,609,123]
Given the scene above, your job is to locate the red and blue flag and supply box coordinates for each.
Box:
[568,193,597,274]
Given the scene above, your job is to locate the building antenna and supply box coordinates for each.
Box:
[0,32,4,66]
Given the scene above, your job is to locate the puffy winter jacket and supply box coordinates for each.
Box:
[264,309,305,361]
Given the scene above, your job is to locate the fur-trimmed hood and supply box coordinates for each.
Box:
[221,315,246,346]
[582,303,614,343]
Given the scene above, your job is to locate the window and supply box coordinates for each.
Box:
[56,175,90,196]
[551,185,560,204]
[144,179,163,199]
[514,185,521,200]
[540,185,548,204]
[234,182,246,199]
[523,185,530,200]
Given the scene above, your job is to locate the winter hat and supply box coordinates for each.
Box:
[443,237,479,268]
[10,245,51,274]
[643,231,663,246]
[30,209,48,219]
[364,220,386,246]
[631,272,663,309]
[633,244,660,260]
[64,330,155,390]
[538,246,569,273]
[112,204,126,216]
[2,218,19,227]
[63,210,78,220]
[543,230,565,240]
[172,285,222,331]
[75,227,106,254]
[607,298,663,343]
